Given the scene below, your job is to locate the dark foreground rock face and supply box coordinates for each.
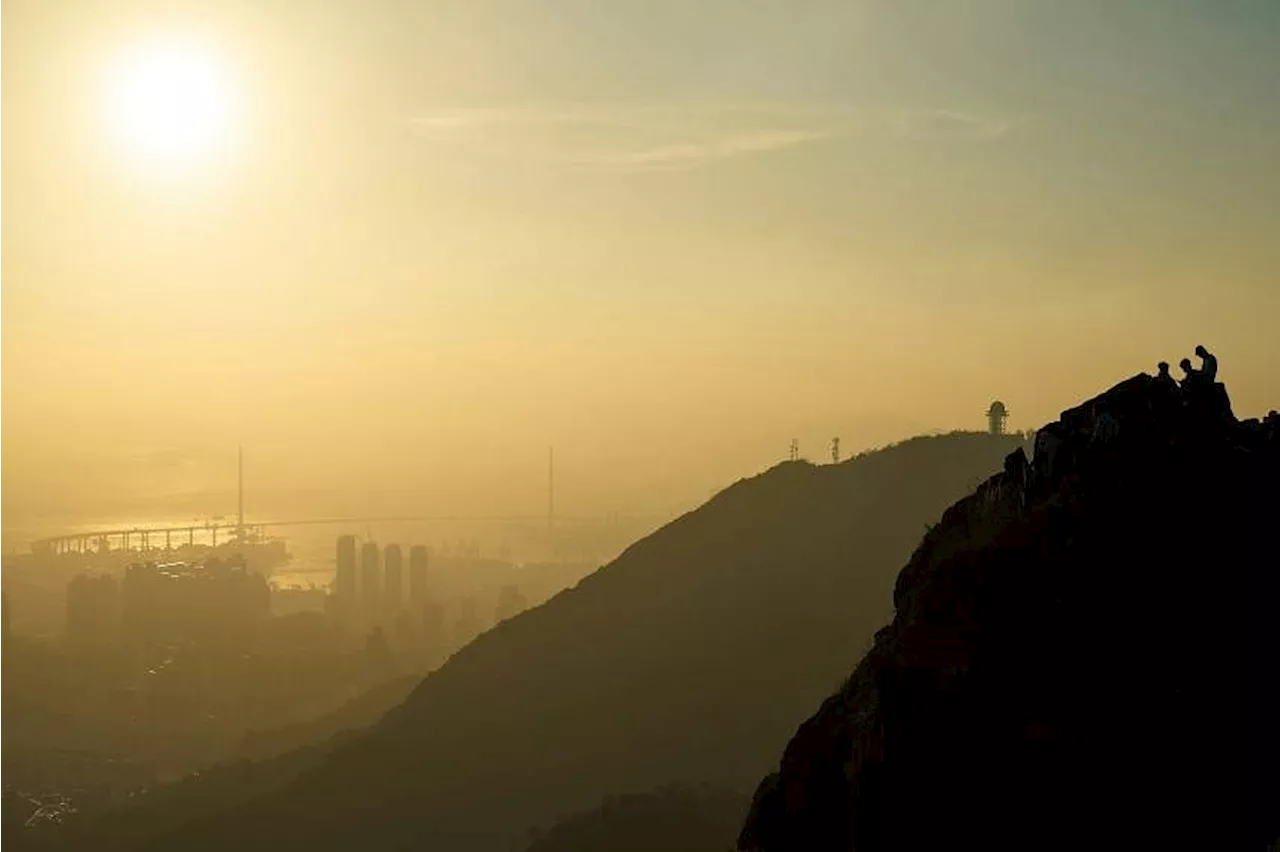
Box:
[740,375,1280,852]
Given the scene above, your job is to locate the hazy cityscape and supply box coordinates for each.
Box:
[2,437,687,821]
[4,416,1027,828]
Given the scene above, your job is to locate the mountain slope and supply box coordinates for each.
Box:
[522,785,748,852]
[740,376,1280,852]
[66,431,1020,852]
[232,675,419,763]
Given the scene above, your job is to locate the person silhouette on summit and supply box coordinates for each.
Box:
[1152,361,1180,419]
[1178,358,1200,389]
[1195,345,1218,383]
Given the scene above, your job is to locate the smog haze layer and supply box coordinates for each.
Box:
[4,0,1279,527]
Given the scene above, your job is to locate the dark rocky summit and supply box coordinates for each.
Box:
[741,375,1279,852]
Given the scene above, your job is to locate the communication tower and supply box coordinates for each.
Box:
[831,437,841,464]
[987,401,1009,436]
[789,439,800,462]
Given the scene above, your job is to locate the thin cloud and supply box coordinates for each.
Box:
[408,104,682,138]
[890,108,1016,140]
[407,103,1016,172]
[577,129,833,172]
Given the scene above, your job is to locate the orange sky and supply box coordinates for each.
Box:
[4,1,1278,527]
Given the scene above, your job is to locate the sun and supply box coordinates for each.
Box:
[103,37,239,172]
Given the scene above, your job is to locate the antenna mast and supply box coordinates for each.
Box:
[831,437,840,464]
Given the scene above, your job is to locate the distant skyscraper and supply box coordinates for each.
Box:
[361,542,381,623]
[409,545,429,604]
[119,561,266,647]
[336,535,357,607]
[384,544,404,613]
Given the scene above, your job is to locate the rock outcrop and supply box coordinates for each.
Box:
[740,375,1280,851]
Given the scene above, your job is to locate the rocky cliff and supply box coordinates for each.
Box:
[740,375,1279,851]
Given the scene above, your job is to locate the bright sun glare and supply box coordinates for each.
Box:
[104,38,239,171]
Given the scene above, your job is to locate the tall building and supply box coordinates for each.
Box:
[120,560,267,647]
[361,542,381,623]
[383,544,404,614]
[409,545,429,604]
[336,535,357,607]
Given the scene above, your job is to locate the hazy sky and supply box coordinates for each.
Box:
[4,0,1279,526]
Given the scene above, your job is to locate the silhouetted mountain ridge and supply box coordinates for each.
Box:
[51,431,1021,852]
[740,375,1279,852]
[522,784,748,852]
[233,674,419,763]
